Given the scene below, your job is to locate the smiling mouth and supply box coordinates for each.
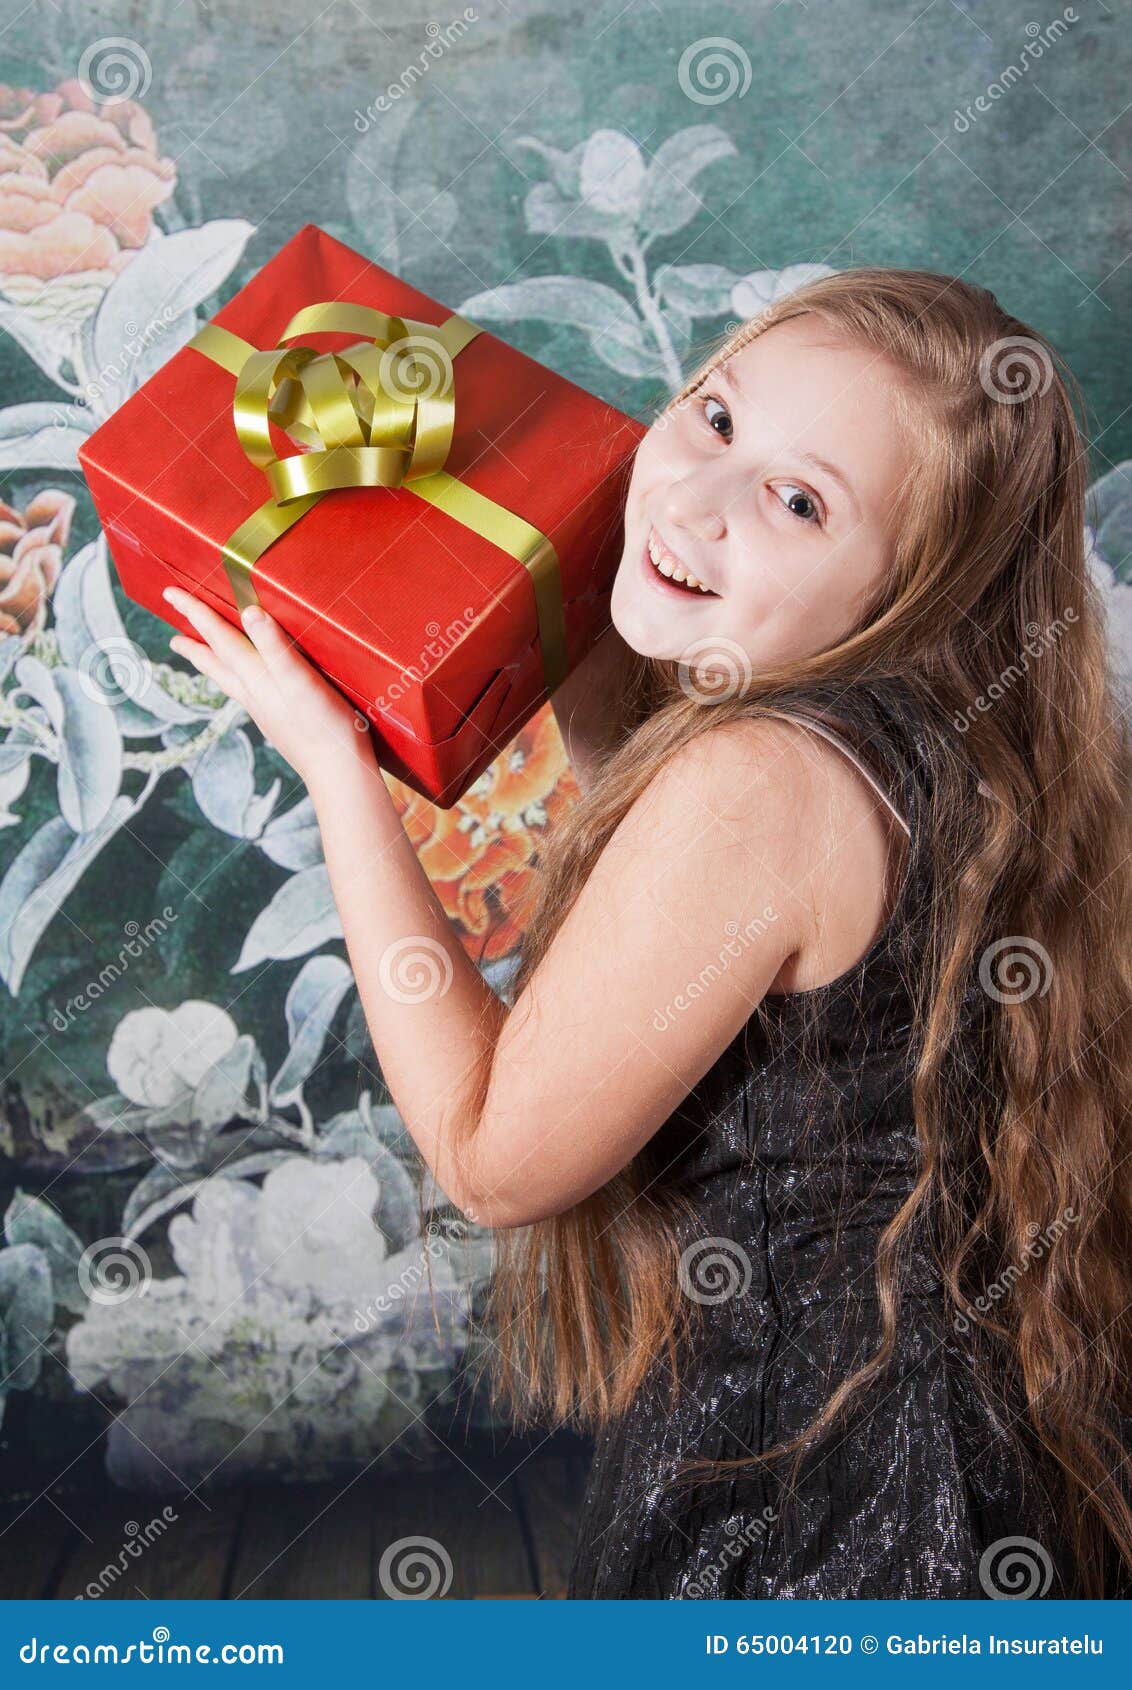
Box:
[644,526,720,596]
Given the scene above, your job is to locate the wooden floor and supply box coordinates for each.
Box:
[0,1429,593,1600]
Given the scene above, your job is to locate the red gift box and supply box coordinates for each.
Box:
[77,222,645,807]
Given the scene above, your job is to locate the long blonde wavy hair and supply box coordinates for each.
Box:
[450,267,1132,1597]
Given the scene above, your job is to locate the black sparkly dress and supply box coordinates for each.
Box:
[567,676,1078,1601]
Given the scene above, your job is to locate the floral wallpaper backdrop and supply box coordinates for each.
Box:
[0,0,1129,1499]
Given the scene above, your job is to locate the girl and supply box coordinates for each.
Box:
[161,267,1132,1600]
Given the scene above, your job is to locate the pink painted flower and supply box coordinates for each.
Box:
[0,77,176,292]
[0,488,75,637]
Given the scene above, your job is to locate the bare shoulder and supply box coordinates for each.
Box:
[466,712,905,1226]
[705,712,907,996]
[584,713,876,989]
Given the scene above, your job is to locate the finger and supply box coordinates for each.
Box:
[169,632,248,701]
[238,603,311,678]
[163,585,259,671]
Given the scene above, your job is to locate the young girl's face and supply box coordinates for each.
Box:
[609,315,914,669]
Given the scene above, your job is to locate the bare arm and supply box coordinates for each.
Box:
[163,587,826,1234]
[301,708,831,1232]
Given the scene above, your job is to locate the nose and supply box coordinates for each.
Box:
[659,475,726,544]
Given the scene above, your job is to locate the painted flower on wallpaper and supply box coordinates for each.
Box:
[107,999,246,1119]
[0,76,176,309]
[459,123,835,395]
[1085,459,1132,694]
[0,70,254,470]
[384,703,579,964]
[234,704,579,978]
[65,1156,472,1491]
[0,487,74,638]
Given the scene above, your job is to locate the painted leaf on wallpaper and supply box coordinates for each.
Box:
[654,262,742,318]
[0,798,136,996]
[232,862,344,972]
[81,219,256,417]
[12,657,124,834]
[1086,462,1132,694]
[0,1243,53,1393]
[0,404,95,475]
[270,954,355,1108]
[1086,461,1132,579]
[3,1188,87,1316]
[52,538,218,733]
[639,125,738,239]
[190,726,282,841]
[257,795,324,872]
[486,124,739,389]
[344,98,460,275]
[730,262,840,315]
[460,274,643,338]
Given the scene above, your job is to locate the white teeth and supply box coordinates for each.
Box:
[647,532,714,593]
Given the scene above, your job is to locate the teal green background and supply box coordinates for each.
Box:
[0,0,1129,1506]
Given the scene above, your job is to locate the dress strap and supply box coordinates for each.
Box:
[759,707,911,838]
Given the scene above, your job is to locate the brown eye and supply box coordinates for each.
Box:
[702,396,732,439]
[773,483,822,525]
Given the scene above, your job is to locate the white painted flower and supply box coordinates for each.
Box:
[65,1155,473,1491]
[578,129,648,219]
[106,1000,239,1108]
[730,262,836,319]
[1084,461,1132,696]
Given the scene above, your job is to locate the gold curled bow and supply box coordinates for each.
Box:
[186,300,566,692]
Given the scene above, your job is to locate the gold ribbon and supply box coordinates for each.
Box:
[186,301,567,692]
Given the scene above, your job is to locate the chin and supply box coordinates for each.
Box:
[609,584,674,661]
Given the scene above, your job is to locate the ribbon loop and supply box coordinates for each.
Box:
[186,298,569,696]
[222,304,467,497]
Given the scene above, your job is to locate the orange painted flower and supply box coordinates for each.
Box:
[0,77,176,296]
[384,703,582,963]
[0,488,75,637]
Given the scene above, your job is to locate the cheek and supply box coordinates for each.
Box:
[632,424,692,493]
[728,531,835,627]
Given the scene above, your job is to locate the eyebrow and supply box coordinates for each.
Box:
[715,363,863,523]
